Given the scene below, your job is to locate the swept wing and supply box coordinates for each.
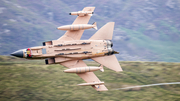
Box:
[58,7,95,41]
[60,60,108,91]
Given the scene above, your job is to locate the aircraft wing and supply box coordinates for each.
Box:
[60,60,108,91]
[58,7,95,41]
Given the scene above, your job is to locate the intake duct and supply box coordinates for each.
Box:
[43,41,52,46]
[45,58,55,64]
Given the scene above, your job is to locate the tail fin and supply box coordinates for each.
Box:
[89,22,115,40]
[91,55,122,72]
[92,22,97,30]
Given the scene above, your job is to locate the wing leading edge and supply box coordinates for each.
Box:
[60,60,108,91]
[58,7,95,41]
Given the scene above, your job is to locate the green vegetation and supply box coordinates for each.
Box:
[0,56,180,101]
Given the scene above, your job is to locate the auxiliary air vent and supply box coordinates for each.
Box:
[45,58,55,64]
[42,41,52,46]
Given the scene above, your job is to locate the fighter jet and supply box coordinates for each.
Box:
[11,7,123,91]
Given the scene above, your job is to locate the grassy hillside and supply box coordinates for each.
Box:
[0,56,180,101]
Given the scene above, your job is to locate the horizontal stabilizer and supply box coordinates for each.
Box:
[91,55,123,72]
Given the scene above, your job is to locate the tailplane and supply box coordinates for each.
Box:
[91,55,122,72]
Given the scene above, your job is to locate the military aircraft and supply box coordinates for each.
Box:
[11,7,123,91]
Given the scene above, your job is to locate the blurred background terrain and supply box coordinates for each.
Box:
[0,0,180,62]
[0,1,180,100]
[0,56,180,101]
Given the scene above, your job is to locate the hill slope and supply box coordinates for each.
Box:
[0,0,180,62]
[0,56,180,101]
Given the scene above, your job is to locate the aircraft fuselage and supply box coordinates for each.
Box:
[11,40,117,64]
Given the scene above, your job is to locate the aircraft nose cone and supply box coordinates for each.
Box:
[10,50,24,58]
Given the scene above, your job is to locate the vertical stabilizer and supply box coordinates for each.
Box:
[89,22,114,40]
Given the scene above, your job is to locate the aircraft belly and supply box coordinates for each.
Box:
[29,40,109,59]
